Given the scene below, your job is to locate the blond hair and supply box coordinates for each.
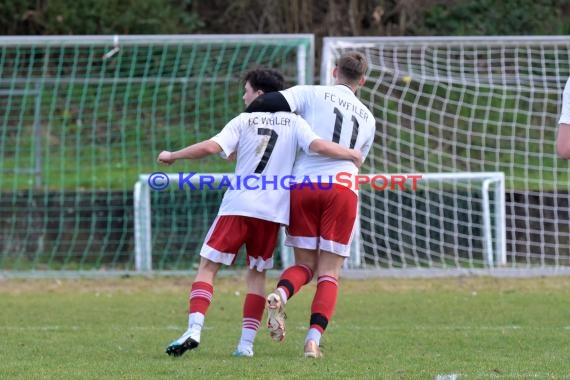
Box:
[336,51,367,85]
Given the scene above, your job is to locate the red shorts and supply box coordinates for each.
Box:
[285,183,358,256]
[200,215,280,271]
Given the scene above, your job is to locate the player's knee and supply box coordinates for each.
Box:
[317,252,344,278]
[199,258,221,274]
[294,249,318,271]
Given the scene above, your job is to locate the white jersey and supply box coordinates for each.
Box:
[560,77,570,124]
[211,111,319,224]
[281,85,376,186]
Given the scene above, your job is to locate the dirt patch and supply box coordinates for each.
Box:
[2,275,570,295]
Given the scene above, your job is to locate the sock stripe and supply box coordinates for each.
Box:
[242,318,261,330]
[190,289,213,301]
[310,312,329,331]
[277,279,295,298]
[189,282,214,315]
[317,275,338,285]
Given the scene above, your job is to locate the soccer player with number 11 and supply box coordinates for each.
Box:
[246,51,376,358]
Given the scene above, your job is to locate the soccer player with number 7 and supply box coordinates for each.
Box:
[158,68,362,358]
[245,51,376,358]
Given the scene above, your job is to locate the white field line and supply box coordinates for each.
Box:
[297,324,570,331]
[437,374,570,379]
[2,324,569,332]
[0,325,213,331]
[435,374,459,380]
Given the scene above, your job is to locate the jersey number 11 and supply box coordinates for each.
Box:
[332,107,359,149]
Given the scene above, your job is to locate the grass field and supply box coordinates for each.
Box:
[1,275,570,379]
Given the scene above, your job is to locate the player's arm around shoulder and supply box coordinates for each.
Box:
[244,91,291,113]
[280,85,317,114]
[294,115,362,168]
[309,139,363,168]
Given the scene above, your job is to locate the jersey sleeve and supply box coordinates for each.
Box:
[280,85,313,115]
[210,114,243,158]
[560,77,570,124]
[295,117,320,154]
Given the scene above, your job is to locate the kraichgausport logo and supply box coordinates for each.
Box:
[147,172,422,191]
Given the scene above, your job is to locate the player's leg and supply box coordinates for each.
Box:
[266,247,317,342]
[275,185,320,303]
[233,269,266,357]
[304,250,345,358]
[166,216,245,357]
[166,258,221,357]
[268,186,319,341]
[304,184,357,358]
[269,247,316,308]
[190,256,222,334]
[233,218,279,355]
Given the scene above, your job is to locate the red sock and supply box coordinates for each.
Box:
[188,281,214,315]
[309,275,339,333]
[242,293,266,331]
[277,264,313,300]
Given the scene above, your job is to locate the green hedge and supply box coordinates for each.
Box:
[0,0,202,35]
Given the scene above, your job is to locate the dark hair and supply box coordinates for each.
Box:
[336,51,368,84]
[244,68,285,93]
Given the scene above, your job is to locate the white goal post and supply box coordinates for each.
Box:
[133,171,505,272]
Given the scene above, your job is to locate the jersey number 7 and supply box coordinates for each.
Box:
[254,128,278,174]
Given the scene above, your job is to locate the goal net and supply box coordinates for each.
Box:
[0,35,313,272]
[322,36,570,273]
[133,171,504,272]
[353,172,505,271]
[5,35,570,276]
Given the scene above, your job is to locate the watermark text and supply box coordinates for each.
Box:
[146,172,422,191]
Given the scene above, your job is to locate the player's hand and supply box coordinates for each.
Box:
[157,151,175,165]
[349,149,363,168]
[226,151,237,161]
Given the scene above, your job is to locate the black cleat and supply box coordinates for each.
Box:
[165,336,199,357]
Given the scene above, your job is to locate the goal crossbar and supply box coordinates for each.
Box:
[133,171,505,272]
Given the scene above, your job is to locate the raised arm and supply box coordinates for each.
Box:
[309,139,363,168]
[157,140,223,165]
